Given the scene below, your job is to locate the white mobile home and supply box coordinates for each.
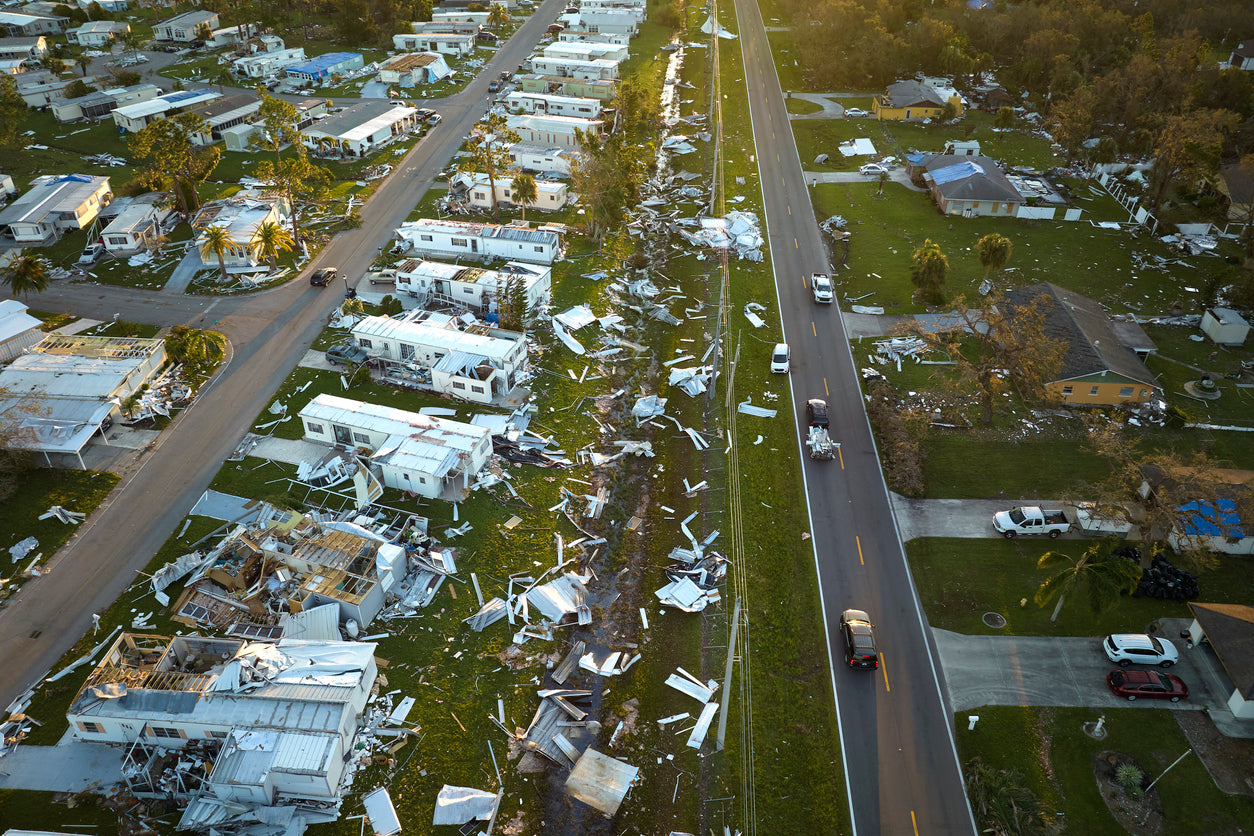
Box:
[571,11,639,35]
[579,0,646,20]
[558,29,630,45]
[234,47,306,78]
[192,197,289,271]
[394,258,552,313]
[503,91,602,118]
[99,195,165,256]
[378,51,451,86]
[432,9,488,25]
[509,143,577,177]
[153,10,218,41]
[52,82,159,122]
[0,300,43,365]
[542,41,629,63]
[392,31,475,56]
[303,101,419,157]
[112,89,220,133]
[507,112,604,150]
[456,172,570,213]
[394,218,563,265]
[65,20,129,46]
[528,56,619,81]
[0,173,111,243]
[300,393,492,496]
[351,310,529,403]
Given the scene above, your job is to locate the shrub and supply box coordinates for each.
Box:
[864,375,925,496]
[1115,762,1144,798]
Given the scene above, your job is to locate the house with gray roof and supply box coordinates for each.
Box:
[0,173,111,243]
[909,153,1024,217]
[1229,39,1254,71]
[394,218,564,265]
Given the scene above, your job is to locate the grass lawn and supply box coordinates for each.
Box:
[785,97,825,115]
[907,536,1254,637]
[956,706,1254,834]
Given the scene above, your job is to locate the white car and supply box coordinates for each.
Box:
[1103,634,1179,668]
[844,107,870,118]
[811,273,834,303]
[770,343,790,373]
[859,163,889,176]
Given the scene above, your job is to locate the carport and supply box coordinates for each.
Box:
[1184,603,1254,720]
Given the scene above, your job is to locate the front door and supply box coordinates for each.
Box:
[333,425,352,445]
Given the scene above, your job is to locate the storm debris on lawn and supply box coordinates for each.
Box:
[668,366,712,397]
[432,785,501,826]
[565,748,640,817]
[8,536,40,562]
[38,506,86,524]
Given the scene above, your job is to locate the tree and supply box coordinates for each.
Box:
[254,153,332,252]
[42,55,69,75]
[570,129,643,243]
[896,291,1066,426]
[75,53,92,77]
[120,29,143,62]
[413,0,432,22]
[876,171,889,196]
[194,21,212,43]
[486,2,509,31]
[460,112,520,223]
[129,113,221,213]
[250,220,295,272]
[197,224,240,282]
[965,758,1050,836]
[0,75,26,151]
[1232,154,1254,266]
[497,274,528,330]
[909,238,948,306]
[994,106,1016,130]
[1,255,51,298]
[258,94,301,166]
[64,79,95,99]
[1148,109,1239,209]
[1035,539,1142,622]
[975,233,1013,283]
[511,172,537,221]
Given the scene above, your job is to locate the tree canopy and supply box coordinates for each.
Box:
[128,113,221,214]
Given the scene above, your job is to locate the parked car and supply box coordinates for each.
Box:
[1104,634,1179,668]
[77,242,104,265]
[310,267,337,287]
[806,398,829,428]
[992,506,1072,538]
[325,343,369,366]
[517,0,533,6]
[1106,669,1187,702]
[859,163,889,176]
[547,22,565,32]
[811,272,834,303]
[770,342,790,374]
[840,609,879,669]
[844,107,870,117]
[488,80,500,93]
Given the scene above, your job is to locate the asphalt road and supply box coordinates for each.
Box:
[730,0,978,833]
[0,0,570,711]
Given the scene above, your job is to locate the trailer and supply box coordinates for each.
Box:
[807,426,838,460]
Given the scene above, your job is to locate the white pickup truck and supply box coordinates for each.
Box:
[811,273,834,303]
[992,506,1072,539]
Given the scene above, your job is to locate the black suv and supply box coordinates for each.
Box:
[310,267,337,287]
[806,398,830,428]
[840,609,879,669]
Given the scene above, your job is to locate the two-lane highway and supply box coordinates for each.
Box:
[729,0,977,832]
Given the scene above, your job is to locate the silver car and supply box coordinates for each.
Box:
[1103,634,1179,668]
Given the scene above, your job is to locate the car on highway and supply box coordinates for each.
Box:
[840,609,879,669]
[859,163,889,176]
[844,107,870,117]
[1106,669,1187,702]
[326,343,369,366]
[806,398,829,428]
[1103,634,1179,668]
[770,342,790,373]
[811,272,834,303]
[309,267,337,287]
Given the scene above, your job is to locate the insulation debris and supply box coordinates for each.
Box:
[565,748,640,817]
[668,366,712,397]
[432,785,499,826]
[38,505,86,524]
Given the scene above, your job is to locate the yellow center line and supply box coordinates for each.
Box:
[839,445,845,469]
[911,810,919,836]
[787,205,791,216]
[811,321,817,337]
[856,535,864,565]
[881,652,890,692]
[824,377,829,397]
[794,238,798,249]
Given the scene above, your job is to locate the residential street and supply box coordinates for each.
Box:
[0,0,569,712]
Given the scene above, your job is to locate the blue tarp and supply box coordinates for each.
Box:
[1178,498,1245,538]
[929,160,986,185]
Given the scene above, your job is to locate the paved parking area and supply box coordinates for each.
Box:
[935,629,1228,713]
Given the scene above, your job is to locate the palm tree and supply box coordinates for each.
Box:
[197,224,240,283]
[1034,540,1142,622]
[486,2,510,31]
[976,233,1013,283]
[249,220,295,272]
[2,254,51,298]
[75,54,92,78]
[511,172,537,221]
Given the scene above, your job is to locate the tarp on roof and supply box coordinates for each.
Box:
[930,160,985,185]
[1178,498,1245,538]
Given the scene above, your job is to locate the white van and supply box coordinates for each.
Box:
[770,343,790,373]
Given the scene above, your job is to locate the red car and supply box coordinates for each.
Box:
[1106,670,1188,702]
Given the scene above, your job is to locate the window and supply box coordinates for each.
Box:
[453,381,466,390]
[534,245,543,253]
[1118,386,1134,397]
[473,191,486,200]
[1061,386,1072,396]
[306,421,324,434]
[151,727,183,739]
[358,338,373,348]
[352,432,370,444]
[78,721,104,734]
[420,234,433,242]
[471,385,485,394]
[400,343,414,360]
[1089,385,1100,396]
[463,286,475,294]
[451,237,468,247]
[1141,389,1149,397]
[419,476,426,483]
[971,201,980,209]
[207,731,228,739]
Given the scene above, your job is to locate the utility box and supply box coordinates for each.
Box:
[1200,307,1250,347]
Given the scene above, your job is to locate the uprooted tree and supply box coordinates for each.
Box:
[895,291,1066,426]
[129,113,221,214]
[570,128,644,243]
[459,112,520,224]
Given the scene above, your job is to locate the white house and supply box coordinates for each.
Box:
[300,393,492,496]
[0,10,67,37]
[205,22,257,48]
[80,0,129,11]
[65,20,129,46]
[509,143,577,177]
[528,56,619,81]
[557,29,630,45]
[578,0,646,19]
[152,9,219,42]
[52,82,159,122]
[99,194,165,256]
[302,101,419,157]
[378,51,450,86]
[0,35,47,60]
[432,9,489,25]
[1183,603,1254,719]
[352,310,529,403]
[1230,40,1254,71]
[112,89,220,133]
[456,172,570,213]
[542,41,628,63]
[234,47,306,79]
[0,299,43,365]
[192,196,290,271]
[394,258,551,314]
[503,91,602,118]
[18,73,95,108]
[570,10,639,35]
[410,20,480,36]
[0,173,111,243]
[507,112,603,150]
[394,218,563,265]
[392,31,475,57]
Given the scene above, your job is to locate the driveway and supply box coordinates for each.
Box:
[890,495,1108,542]
[935,629,1228,713]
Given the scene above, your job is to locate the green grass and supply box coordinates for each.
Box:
[766,30,806,91]
[0,469,120,595]
[907,537,1254,636]
[956,707,1254,834]
[785,96,824,115]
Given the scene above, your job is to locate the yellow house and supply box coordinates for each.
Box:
[1003,283,1161,407]
[873,80,963,121]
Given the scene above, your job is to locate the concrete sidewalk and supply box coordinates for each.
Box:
[0,736,124,792]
